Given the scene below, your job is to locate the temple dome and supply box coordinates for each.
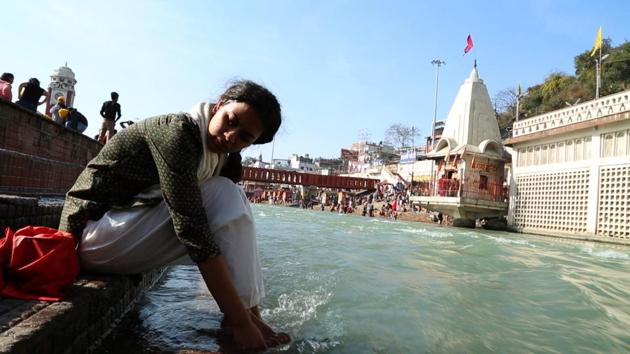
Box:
[52,64,76,80]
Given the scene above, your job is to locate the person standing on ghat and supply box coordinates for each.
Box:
[59,80,291,351]
[98,91,122,143]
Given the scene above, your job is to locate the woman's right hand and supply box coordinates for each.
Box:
[198,256,268,350]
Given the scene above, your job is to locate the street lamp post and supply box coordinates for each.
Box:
[430,59,445,195]
[410,126,415,190]
[595,53,610,99]
[430,59,445,149]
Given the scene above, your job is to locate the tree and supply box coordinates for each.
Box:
[493,87,518,124]
[494,37,630,126]
[384,124,419,149]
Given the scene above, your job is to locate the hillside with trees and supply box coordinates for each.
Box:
[494,38,630,138]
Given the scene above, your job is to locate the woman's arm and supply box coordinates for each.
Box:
[145,117,266,349]
[198,255,267,350]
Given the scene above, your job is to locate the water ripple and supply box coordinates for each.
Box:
[99,205,630,353]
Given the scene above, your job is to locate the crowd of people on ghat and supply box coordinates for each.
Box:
[248,181,449,224]
[0,71,133,144]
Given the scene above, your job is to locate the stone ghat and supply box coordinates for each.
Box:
[0,100,167,353]
[0,269,165,354]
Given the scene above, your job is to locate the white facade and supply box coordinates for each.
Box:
[271,158,290,169]
[347,141,397,174]
[506,89,630,244]
[290,154,315,172]
[439,67,501,148]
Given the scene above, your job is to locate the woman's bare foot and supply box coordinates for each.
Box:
[248,312,291,347]
[222,308,291,348]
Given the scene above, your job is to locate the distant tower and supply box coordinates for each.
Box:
[45,63,77,115]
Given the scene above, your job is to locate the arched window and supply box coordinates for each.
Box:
[602,134,614,157]
[575,139,583,160]
[566,140,574,161]
[615,132,626,156]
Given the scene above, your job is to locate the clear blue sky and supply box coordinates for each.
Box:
[4,0,628,161]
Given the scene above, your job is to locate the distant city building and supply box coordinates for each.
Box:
[425,120,444,153]
[397,146,434,183]
[45,63,77,116]
[314,157,344,175]
[346,141,397,174]
[271,158,290,169]
[290,154,315,172]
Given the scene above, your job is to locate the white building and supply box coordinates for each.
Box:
[290,154,315,172]
[397,147,434,183]
[271,158,290,169]
[347,141,397,175]
[45,63,77,115]
[505,89,630,244]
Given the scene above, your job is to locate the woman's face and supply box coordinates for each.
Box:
[207,101,263,153]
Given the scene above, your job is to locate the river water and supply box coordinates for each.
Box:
[98,204,630,353]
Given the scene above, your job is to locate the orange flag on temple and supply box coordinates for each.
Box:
[464,34,474,55]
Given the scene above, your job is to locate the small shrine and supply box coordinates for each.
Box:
[413,63,509,227]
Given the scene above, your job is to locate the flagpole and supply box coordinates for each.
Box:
[430,59,445,149]
[596,44,602,99]
[430,59,445,196]
[516,93,520,122]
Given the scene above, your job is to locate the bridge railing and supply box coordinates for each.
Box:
[242,167,378,190]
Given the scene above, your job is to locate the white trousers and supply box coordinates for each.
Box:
[79,177,265,308]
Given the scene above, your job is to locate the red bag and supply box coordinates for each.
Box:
[0,226,80,301]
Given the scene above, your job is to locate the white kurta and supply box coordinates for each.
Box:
[79,177,265,308]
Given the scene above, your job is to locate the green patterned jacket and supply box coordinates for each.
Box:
[59,113,221,262]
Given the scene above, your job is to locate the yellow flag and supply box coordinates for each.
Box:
[590,26,602,57]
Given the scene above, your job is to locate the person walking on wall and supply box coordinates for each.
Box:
[98,91,122,143]
[16,78,49,112]
[0,73,14,101]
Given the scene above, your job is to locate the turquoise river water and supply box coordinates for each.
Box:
[98,204,630,353]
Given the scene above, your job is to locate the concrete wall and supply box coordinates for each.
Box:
[0,99,101,196]
[508,104,630,245]
[0,268,166,354]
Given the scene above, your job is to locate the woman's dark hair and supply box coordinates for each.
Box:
[218,80,281,145]
[1,73,13,82]
[28,78,40,87]
[220,152,244,183]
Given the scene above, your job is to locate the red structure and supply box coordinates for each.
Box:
[242,167,377,190]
